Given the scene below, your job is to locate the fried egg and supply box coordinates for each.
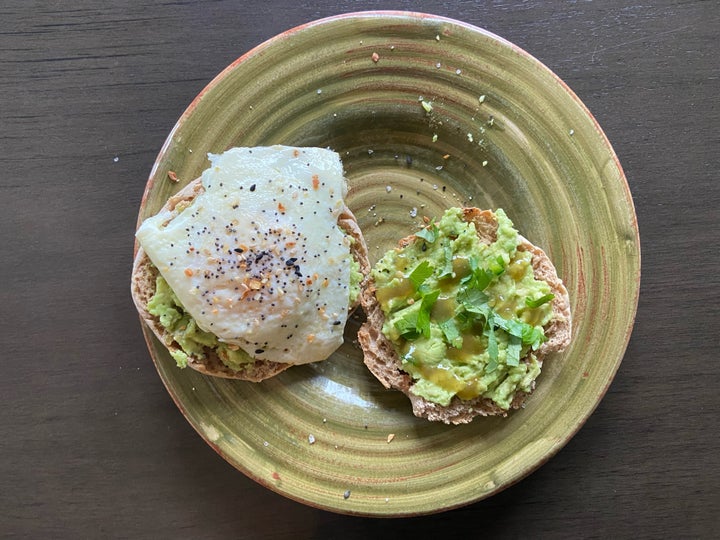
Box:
[136,146,353,365]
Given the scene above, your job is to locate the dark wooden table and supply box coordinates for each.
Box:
[2,1,717,537]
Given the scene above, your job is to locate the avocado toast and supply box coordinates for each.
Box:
[358,208,571,424]
[132,146,369,381]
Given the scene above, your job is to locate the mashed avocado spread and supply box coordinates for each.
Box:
[148,236,364,371]
[371,208,555,409]
[147,274,254,370]
[349,255,362,305]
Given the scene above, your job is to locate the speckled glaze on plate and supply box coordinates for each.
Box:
[135,11,640,516]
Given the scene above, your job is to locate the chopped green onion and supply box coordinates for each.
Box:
[459,256,496,291]
[439,318,463,348]
[506,335,522,366]
[525,293,555,308]
[470,268,495,291]
[408,260,434,289]
[457,287,490,317]
[415,223,438,243]
[499,317,523,336]
[522,325,547,350]
[416,289,440,339]
[394,312,420,340]
[488,255,506,275]
[492,313,547,350]
[454,309,475,330]
[487,325,498,363]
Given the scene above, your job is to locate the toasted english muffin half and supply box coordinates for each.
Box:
[132,174,370,382]
[358,208,571,423]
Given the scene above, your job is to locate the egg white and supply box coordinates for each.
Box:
[136,146,352,365]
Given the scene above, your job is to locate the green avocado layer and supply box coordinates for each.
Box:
[371,208,555,409]
[147,274,254,370]
[349,246,362,306]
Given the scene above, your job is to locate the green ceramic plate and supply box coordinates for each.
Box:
[136,11,640,516]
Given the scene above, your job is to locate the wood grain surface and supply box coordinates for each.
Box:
[1,1,717,538]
